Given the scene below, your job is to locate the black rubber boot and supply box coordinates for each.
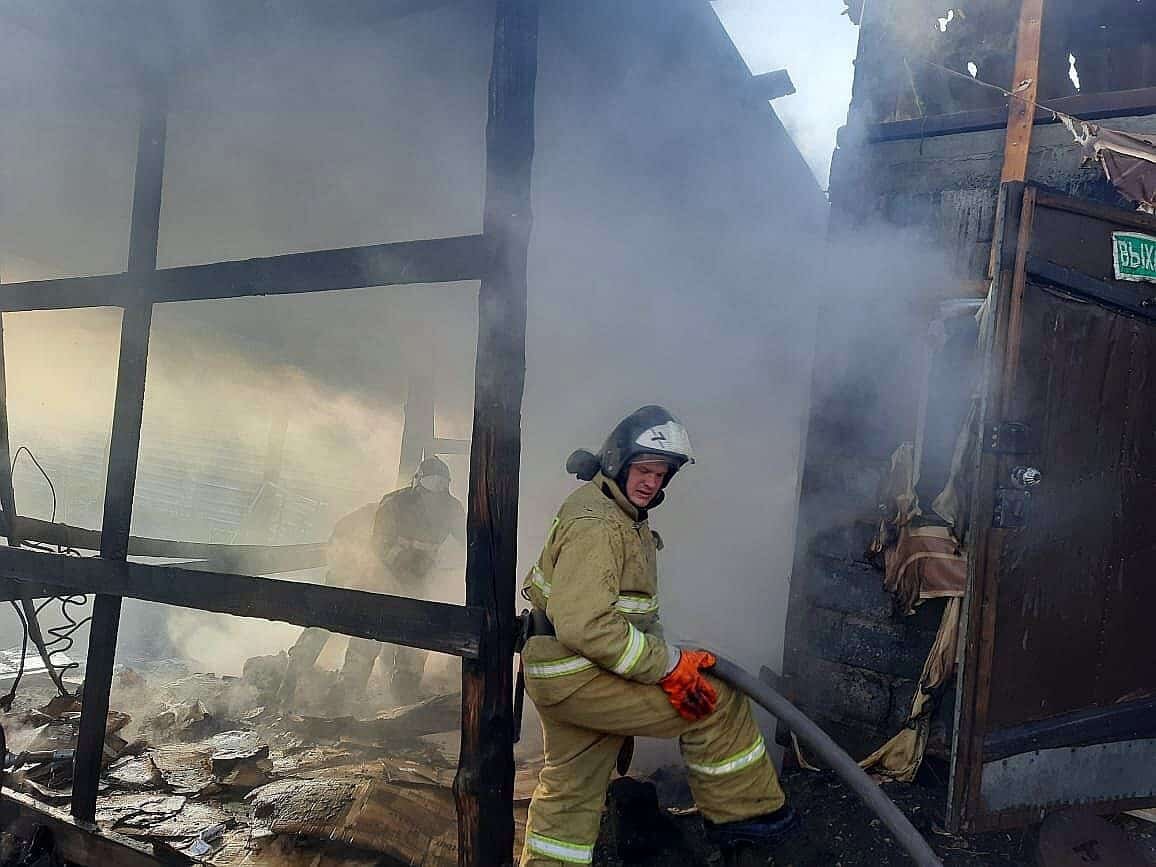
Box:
[705,804,802,856]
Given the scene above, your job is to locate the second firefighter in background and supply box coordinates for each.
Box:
[278,456,464,712]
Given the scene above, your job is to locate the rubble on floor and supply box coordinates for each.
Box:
[6,665,1154,866]
[2,664,536,865]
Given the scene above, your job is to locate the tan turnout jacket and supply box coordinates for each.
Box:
[521,473,677,706]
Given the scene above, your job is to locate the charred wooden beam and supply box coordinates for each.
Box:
[949,181,1027,833]
[1026,257,1156,324]
[0,577,73,602]
[1034,189,1156,234]
[454,0,537,864]
[983,696,1156,762]
[0,546,483,657]
[10,516,326,573]
[857,86,1156,145]
[0,234,489,312]
[73,83,167,823]
[0,790,171,867]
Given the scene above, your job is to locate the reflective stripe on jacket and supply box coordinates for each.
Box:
[521,473,673,705]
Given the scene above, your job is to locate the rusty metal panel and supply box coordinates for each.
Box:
[980,739,1156,815]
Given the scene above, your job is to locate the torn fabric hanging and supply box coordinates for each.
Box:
[1063,117,1156,214]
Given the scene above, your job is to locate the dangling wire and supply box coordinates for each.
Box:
[2,446,92,702]
[915,57,1076,125]
[0,600,30,712]
[12,444,58,526]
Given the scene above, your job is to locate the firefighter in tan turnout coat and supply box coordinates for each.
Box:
[519,406,798,866]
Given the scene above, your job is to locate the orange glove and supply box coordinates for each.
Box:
[659,650,718,721]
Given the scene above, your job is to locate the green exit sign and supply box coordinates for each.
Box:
[1113,232,1156,283]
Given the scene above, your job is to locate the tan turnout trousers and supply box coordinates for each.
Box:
[521,666,785,866]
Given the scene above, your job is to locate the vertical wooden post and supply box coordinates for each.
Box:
[397,373,436,487]
[0,318,72,699]
[0,328,19,545]
[1000,0,1046,183]
[71,82,167,822]
[453,1,538,865]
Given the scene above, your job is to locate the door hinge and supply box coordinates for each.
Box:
[984,421,1033,455]
[993,488,1031,529]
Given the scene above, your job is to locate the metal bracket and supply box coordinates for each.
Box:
[993,488,1031,529]
[985,422,1033,455]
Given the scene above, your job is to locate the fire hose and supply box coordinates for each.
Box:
[708,654,943,867]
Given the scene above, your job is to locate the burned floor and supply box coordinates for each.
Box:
[1,657,537,865]
[4,657,1155,865]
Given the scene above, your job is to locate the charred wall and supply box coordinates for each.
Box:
[785,1,1156,756]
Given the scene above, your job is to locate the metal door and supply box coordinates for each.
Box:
[950,184,1156,831]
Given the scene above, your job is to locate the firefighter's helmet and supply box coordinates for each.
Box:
[566,405,694,487]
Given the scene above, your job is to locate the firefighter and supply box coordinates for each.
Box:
[519,406,798,865]
[278,456,465,711]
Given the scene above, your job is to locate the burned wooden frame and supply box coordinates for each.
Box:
[0,2,537,864]
[850,0,1156,144]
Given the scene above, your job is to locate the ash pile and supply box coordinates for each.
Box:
[1,658,539,865]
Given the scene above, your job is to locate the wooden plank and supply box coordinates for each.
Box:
[0,546,483,656]
[73,83,167,823]
[1001,0,1045,183]
[454,1,537,864]
[0,322,18,544]
[1034,190,1156,235]
[983,696,1156,761]
[1026,257,1156,324]
[860,85,1156,145]
[948,181,1026,832]
[0,790,171,867]
[0,576,73,601]
[10,515,327,573]
[0,234,489,312]
[999,186,1037,407]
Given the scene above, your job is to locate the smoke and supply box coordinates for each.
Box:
[0,0,960,781]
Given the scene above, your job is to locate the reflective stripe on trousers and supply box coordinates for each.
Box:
[527,832,593,864]
[686,735,767,777]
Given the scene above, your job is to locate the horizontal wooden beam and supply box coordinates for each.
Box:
[1034,189,1156,234]
[0,234,489,312]
[0,576,74,601]
[0,546,482,657]
[1026,256,1156,324]
[983,696,1156,762]
[10,515,327,574]
[0,790,172,867]
[856,85,1156,145]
